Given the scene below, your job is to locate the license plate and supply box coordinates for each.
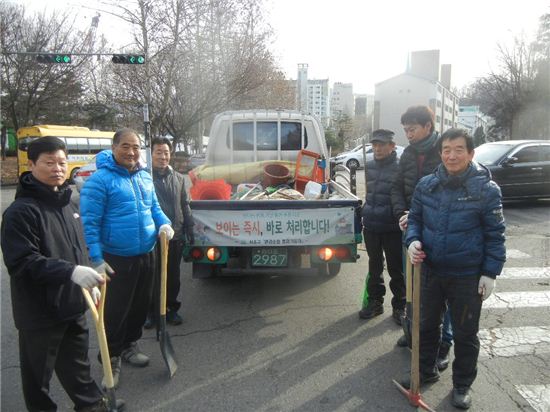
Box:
[251,248,288,267]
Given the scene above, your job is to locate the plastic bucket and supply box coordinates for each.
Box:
[262,163,290,187]
[190,179,232,200]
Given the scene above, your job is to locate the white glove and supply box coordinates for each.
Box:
[478,276,495,300]
[91,287,101,306]
[399,212,409,232]
[159,224,174,241]
[407,240,426,264]
[71,265,104,289]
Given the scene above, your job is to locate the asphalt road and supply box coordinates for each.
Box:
[1,182,549,411]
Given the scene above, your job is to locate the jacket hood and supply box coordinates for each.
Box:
[96,149,145,174]
[16,172,72,206]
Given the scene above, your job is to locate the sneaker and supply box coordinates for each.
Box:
[436,341,452,371]
[358,300,384,319]
[101,356,121,390]
[392,308,405,326]
[396,334,411,348]
[121,342,149,367]
[398,369,440,390]
[166,310,183,326]
[451,386,472,410]
[80,398,126,412]
[143,314,155,330]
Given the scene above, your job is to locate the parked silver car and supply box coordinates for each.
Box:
[331,144,404,169]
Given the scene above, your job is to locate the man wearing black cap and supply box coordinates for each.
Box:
[359,129,405,323]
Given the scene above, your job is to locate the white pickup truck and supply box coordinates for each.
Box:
[184,110,362,277]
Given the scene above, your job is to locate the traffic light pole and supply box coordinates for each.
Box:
[143,103,152,174]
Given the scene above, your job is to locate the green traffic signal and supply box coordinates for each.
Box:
[36,54,72,64]
[112,54,145,64]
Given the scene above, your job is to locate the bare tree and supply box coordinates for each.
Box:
[0,3,99,129]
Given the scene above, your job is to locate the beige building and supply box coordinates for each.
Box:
[374,50,459,146]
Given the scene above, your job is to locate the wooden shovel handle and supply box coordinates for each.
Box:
[160,231,169,317]
[410,262,422,395]
[82,275,114,389]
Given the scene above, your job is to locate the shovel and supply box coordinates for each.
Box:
[82,278,120,411]
[159,231,178,378]
[401,246,413,348]
[392,262,435,412]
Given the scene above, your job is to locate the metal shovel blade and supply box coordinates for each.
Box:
[159,315,178,377]
[159,231,178,378]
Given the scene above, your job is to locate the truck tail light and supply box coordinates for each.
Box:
[206,247,221,261]
[190,247,204,260]
[335,246,351,260]
[317,247,334,261]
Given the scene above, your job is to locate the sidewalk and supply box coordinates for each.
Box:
[1,156,18,185]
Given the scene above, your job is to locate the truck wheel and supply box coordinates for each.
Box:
[192,262,217,279]
[315,262,341,277]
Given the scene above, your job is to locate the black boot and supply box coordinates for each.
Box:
[451,386,472,409]
[436,341,452,371]
[358,300,383,319]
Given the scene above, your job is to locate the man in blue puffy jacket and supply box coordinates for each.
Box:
[80,128,172,389]
[399,128,506,410]
[359,129,405,323]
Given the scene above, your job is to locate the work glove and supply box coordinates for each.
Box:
[71,265,104,289]
[92,260,115,279]
[399,212,409,232]
[478,276,495,300]
[159,224,174,241]
[183,223,195,245]
[407,240,426,264]
[91,287,101,306]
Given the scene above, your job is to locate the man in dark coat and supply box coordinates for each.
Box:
[1,137,119,412]
[391,105,453,371]
[400,128,506,410]
[146,137,194,327]
[359,129,405,323]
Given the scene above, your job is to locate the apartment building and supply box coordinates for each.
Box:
[330,82,354,118]
[295,64,330,126]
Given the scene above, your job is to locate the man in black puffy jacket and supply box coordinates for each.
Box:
[359,129,405,324]
[1,137,119,411]
[391,106,453,371]
[147,137,194,326]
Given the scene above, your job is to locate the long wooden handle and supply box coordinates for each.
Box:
[82,277,114,389]
[405,249,413,303]
[410,262,422,395]
[160,232,169,317]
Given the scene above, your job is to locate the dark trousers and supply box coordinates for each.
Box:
[419,267,482,388]
[364,229,405,310]
[103,251,155,357]
[18,315,103,412]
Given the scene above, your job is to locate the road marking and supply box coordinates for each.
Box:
[506,249,531,259]
[500,267,550,279]
[483,291,550,309]
[479,326,550,357]
[515,385,550,412]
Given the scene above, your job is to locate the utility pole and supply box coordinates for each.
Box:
[143,103,152,174]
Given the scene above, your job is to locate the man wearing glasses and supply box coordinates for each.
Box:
[391,105,453,372]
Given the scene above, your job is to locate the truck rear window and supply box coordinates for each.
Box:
[227,121,308,151]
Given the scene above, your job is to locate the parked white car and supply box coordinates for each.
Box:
[331,145,404,169]
[74,150,148,192]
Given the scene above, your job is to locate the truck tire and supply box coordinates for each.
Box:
[192,262,218,279]
[315,262,341,277]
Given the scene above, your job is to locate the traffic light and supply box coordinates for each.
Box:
[111,54,145,64]
[36,54,72,64]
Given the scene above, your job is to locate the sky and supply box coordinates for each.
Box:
[16,0,550,94]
